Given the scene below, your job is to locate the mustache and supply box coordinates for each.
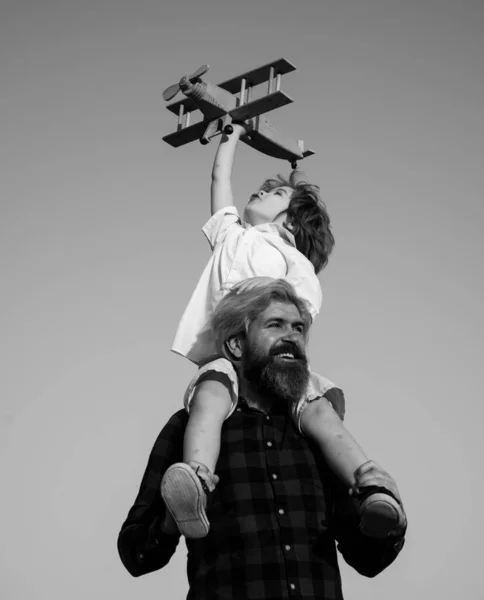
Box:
[269,341,306,361]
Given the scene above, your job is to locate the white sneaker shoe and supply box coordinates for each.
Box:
[161,462,213,539]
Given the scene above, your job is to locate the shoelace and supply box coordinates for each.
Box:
[195,466,212,496]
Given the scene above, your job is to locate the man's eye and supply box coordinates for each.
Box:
[293,326,304,333]
[268,322,280,328]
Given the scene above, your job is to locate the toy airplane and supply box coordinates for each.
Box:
[162,58,314,168]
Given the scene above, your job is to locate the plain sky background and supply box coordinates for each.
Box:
[1,1,483,599]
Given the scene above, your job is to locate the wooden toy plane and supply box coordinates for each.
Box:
[162,58,314,168]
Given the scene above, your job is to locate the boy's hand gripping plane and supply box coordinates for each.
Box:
[162,58,315,169]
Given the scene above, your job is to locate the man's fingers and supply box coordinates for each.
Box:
[355,475,401,502]
[356,474,393,489]
[352,460,402,500]
[353,460,380,479]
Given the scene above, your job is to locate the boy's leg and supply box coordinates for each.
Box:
[299,395,405,538]
[162,371,235,540]
[300,396,367,488]
[183,378,232,475]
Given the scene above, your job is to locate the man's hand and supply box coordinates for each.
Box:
[352,460,407,534]
[352,460,401,501]
[160,508,179,536]
[232,276,275,294]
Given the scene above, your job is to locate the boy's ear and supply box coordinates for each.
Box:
[225,335,243,360]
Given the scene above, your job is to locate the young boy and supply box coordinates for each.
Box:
[162,123,405,540]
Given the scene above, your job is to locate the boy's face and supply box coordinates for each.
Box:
[243,186,293,226]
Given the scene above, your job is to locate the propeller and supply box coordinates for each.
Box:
[162,65,210,102]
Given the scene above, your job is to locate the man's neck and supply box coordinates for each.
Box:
[238,375,275,415]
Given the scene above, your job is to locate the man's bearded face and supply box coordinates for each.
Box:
[241,310,310,406]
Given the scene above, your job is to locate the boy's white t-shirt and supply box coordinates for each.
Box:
[171,206,322,366]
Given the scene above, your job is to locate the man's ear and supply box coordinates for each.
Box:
[225,335,243,361]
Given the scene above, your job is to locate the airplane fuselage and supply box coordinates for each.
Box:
[180,79,237,120]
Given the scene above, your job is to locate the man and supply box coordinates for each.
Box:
[117,280,407,599]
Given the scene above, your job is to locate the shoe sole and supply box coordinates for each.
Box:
[359,492,402,538]
[161,463,210,539]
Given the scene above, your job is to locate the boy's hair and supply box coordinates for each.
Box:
[259,171,335,274]
[211,279,312,361]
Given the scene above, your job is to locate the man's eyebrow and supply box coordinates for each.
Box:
[264,317,307,329]
[264,317,284,324]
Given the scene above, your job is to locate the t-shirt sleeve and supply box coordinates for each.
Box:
[285,256,322,320]
[202,206,242,250]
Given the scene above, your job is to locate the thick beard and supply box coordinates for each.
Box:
[243,346,310,407]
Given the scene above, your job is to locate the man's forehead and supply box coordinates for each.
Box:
[258,301,303,322]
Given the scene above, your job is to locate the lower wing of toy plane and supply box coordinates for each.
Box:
[163,114,314,166]
[244,115,314,163]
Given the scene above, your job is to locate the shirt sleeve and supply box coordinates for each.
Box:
[284,255,322,321]
[324,387,346,421]
[117,411,187,577]
[326,472,406,577]
[202,206,242,251]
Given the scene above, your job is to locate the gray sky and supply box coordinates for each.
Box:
[1,1,483,598]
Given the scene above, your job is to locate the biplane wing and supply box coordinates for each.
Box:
[163,115,231,148]
[166,90,294,125]
[166,57,296,119]
[216,58,296,93]
[162,120,208,148]
[229,91,293,121]
[242,115,315,162]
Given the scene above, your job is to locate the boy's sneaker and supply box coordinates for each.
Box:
[358,486,406,538]
[161,461,215,539]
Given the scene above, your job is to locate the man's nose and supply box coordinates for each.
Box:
[280,328,302,343]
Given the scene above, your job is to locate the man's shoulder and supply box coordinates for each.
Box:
[167,409,189,427]
[155,410,188,441]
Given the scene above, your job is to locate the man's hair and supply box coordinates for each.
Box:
[259,171,335,274]
[211,279,312,361]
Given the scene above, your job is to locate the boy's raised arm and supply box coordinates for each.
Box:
[211,124,246,216]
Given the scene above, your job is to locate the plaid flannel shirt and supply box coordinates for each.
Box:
[118,388,405,599]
